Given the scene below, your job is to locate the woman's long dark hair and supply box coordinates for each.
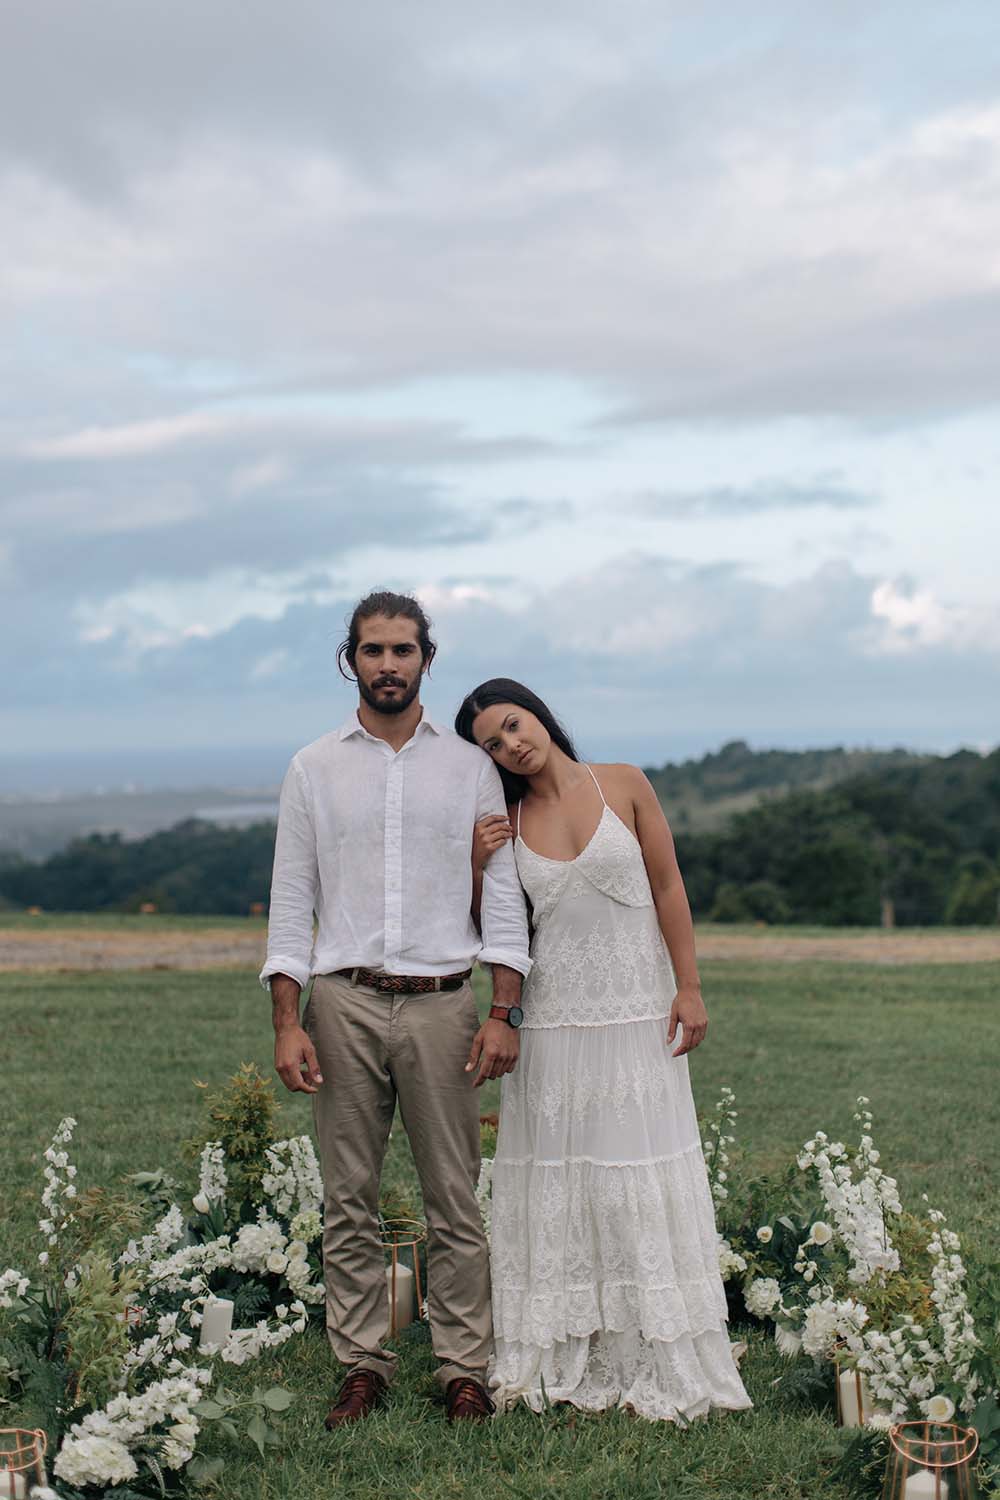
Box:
[454,678,579,803]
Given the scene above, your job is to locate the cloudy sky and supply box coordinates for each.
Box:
[3,0,999,784]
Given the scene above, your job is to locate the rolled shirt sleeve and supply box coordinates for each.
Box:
[475,758,532,978]
[259,757,319,991]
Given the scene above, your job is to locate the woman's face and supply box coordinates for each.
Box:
[472,702,551,777]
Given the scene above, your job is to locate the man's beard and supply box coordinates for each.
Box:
[358,673,422,716]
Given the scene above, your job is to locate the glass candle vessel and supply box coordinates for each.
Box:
[380,1217,427,1337]
[883,1422,980,1500]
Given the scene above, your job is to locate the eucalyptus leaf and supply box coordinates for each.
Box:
[193,1398,225,1419]
[246,1411,269,1457]
[260,1385,294,1411]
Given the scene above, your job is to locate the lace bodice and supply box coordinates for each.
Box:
[515,781,676,1029]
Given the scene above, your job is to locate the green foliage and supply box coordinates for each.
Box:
[677,745,1000,925]
[3,743,999,926]
[0,817,276,915]
[185,1063,281,1208]
[191,1381,295,1478]
[63,1253,143,1410]
[946,855,1000,924]
[830,1426,891,1499]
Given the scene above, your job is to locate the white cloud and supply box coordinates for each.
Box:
[868,578,1000,655]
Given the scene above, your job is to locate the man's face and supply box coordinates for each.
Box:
[354,614,426,716]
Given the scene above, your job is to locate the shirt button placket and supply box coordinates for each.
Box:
[384,751,404,971]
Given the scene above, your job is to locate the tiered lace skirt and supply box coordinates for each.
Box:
[489,1016,752,1422]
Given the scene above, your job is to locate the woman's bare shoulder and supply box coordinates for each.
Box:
[590,762,649,792]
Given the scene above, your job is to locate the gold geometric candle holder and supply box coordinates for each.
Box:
[379,1217,426,1338]
[883,1421,980,1500]
[0,1428,47,1498]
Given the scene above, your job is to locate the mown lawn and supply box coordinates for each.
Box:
[3,959,999,1499]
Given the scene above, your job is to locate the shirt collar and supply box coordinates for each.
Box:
[338,709,442,743]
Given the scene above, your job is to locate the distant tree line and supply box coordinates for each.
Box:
[675,748,1000,925]
[0,747,997,925]
[0,820,277,917]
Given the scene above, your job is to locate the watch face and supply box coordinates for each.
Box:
[508,1006,524,1028]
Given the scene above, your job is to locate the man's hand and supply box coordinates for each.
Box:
[465,1018,519,1087]
[473,813,513,875]
[667,985,708,1058]
[274,1023,324,1094]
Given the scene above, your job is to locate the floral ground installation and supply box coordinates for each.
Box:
[3,1070,999,1497]
[702,1089,1000,1493]
[1,1066,327,1496]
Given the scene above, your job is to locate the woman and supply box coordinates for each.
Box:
[455,679,751,1423]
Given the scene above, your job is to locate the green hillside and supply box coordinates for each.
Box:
[644,740,923,832]
[1,744,997,926]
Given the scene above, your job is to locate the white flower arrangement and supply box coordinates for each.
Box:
[261,1135,324,1219]
[2,1111,322,1495]
[197,1140,228,1204]
[705,1091,994,1434]
[54,1370,211,1488]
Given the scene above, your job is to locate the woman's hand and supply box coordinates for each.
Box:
[473,813,513,874]
[667,984,708,1057]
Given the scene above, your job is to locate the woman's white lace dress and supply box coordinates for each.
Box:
[489,772,752,1422]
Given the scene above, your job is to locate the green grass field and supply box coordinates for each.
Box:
[3,958,999,1499]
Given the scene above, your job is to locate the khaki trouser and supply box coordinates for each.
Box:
[304,971,491,1389]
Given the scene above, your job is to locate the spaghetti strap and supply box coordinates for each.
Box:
[513,799,521,837]
[585,764,608,807]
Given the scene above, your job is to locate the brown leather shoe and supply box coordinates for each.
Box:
[445,1376,496,1422]
[324,1368,386,1428]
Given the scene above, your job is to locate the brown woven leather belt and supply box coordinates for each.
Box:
[337,967,472,995]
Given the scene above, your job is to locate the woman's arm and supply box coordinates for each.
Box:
[628,767,708,1057]
[471,812,514,931]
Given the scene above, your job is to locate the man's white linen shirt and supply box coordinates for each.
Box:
[260,712,531,989]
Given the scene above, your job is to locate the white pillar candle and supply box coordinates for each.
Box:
[837,1369,871,1427]
[0,1468,27,1498]
[198,1296,234,1351]
[904,1468,940,1498]
[386,1262,414,1332]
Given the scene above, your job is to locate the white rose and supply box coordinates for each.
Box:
[286,1240,308,1260]
[266,1251,288,1275]
[38,1251,49,1266]
[924,1394,955,1423]
[809,1221,833,1246]
[756,1226,773,1244]
[192,1193,211,1215]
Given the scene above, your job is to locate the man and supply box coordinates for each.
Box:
[261,589,530,1427]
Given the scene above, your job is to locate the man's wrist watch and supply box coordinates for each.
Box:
[489,1004,524,1029]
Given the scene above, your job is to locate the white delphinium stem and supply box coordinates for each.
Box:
[796,1099,901,1286]
[119,1204,186,1269]
[38,1116,79,1259]
[703,1086,738,1210]
[261,1136,323,1219]
[218,1298,308,1365]
[925,1206,981,1412]
[197,1142,228,1204]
